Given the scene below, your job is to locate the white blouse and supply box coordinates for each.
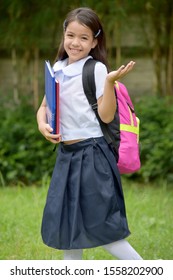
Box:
[53,56,107,141]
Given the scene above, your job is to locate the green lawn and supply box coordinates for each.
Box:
[0,180,173,260]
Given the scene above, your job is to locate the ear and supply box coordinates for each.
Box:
[92,38,98,49]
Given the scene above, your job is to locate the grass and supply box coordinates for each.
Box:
[0,179,173,260]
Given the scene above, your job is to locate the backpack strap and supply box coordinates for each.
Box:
[82,59,97,108]
[82,58,114,145]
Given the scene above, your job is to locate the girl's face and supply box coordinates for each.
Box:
[64,21,98,64]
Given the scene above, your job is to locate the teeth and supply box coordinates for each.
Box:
[70,49,80,54]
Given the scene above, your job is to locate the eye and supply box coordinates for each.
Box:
[66,33,74,38]
[81,36,88,41]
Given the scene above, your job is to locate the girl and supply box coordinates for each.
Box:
[37,7,142,260]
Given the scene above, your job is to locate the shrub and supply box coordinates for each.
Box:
[0,104,56,186]
[0,96,173,186]
[132,96,173,183]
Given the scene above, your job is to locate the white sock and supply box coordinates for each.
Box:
[103,239,143,260]
[63,249,83,260]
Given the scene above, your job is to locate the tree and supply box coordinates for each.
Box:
[145,0,173,96]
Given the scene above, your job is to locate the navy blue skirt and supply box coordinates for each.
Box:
[41,137,130,250]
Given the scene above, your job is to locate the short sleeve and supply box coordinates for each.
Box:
[94,62,108,100]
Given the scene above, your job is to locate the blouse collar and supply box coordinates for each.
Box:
[53,56,92,76]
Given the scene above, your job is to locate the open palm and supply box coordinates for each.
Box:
[107,61,135,83]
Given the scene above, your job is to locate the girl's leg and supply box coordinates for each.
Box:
[63,249,83,260]
[103,239,143,260]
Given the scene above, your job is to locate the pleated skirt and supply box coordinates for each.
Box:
[41,137,130,250]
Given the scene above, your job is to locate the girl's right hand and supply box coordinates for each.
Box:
[38,122,61,144]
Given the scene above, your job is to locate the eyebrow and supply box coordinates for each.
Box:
[66,30,90,38]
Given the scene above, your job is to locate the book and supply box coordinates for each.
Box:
[45,60,59,134]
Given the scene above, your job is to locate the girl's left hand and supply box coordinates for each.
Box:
[107,61,135,83]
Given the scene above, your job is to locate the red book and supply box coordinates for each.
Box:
[45,61,60,134]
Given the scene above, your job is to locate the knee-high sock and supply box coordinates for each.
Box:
[103,239,143,260]
[63,249,83,260]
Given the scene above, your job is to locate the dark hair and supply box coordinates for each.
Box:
[55,7,109,69]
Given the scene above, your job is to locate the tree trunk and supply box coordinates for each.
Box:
[115,20,121,68]
[152,17,163,96]
[165,5,173,96]
[33,47,39,110]
[11,48,19,104]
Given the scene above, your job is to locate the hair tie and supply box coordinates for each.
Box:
[95,29,101,38]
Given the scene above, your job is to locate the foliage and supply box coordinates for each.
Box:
[0,103,56,186]
[132,96,173,183]
[1,0,172,108]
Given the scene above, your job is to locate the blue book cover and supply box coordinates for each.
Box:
[45,61,59,134]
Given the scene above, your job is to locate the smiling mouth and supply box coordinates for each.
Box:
[70,48,81,54]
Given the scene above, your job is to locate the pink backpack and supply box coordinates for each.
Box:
[82,59,141,174]
[115,81,140,173]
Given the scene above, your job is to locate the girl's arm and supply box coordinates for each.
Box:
[97,61,135,123]
[37,96,61,143]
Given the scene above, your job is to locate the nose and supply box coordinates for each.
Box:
[71,37,80,46]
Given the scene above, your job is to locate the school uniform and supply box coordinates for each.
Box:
[41,56,130,250]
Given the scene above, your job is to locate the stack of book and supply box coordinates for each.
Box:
[45,61,59,134]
